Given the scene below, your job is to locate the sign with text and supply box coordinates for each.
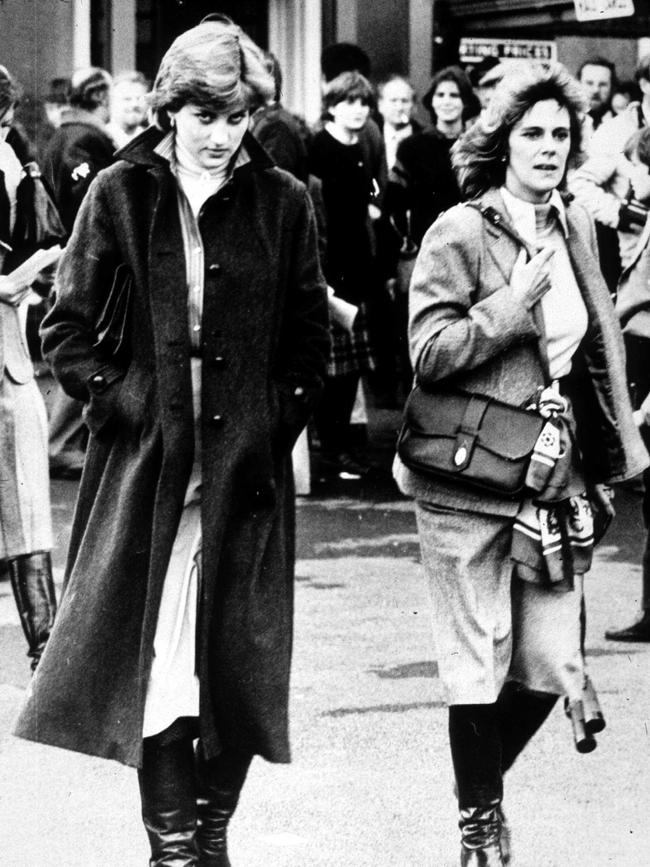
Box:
[573,0,634,21]
[460,37,556,65]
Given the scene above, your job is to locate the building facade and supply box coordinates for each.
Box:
[1,0,649,129]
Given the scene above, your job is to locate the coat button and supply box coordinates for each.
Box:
[212,355,226,367]
[211,414,224,425]
[208,263,221,273]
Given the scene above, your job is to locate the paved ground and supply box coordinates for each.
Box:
[0,409,649,865]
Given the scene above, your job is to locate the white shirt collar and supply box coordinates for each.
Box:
[499,186,569,243]
[153,130,250,177]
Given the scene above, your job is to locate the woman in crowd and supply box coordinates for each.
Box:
[0,66,57,673]
[394,62,647,865]
[387,65,478,250]
[309,70,380,479]
[15,19,328,866]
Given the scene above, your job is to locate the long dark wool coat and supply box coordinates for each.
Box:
[15,129,330,768]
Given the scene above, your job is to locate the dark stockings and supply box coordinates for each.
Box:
[449,704,503,810]
[495,681,558,774]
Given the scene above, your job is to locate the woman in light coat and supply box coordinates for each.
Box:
[394,62,647,865]
[15,20,329,865]
[0,65,57,673]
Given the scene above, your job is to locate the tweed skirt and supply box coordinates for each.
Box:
[415,501,586,705]
[0,375,52,559]
[328,303,377,377]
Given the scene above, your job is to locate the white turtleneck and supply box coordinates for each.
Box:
[173,134,230,217]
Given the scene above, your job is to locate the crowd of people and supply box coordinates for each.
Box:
[1,14,650,866]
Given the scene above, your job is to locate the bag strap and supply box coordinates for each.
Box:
[466,201,552,386]
[452,394,491,471]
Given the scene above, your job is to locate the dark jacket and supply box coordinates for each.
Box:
[43,107,115,233]
[250,104,310,184]
[309,128,377,304]
[394,188,648,515]
[387,126,461,247]
[15,128,330,768]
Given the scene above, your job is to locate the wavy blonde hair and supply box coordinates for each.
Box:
[150,19,274,131]
[452,62,587,199]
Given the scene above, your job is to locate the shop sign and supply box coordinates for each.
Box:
[460,38,556,65]
[573,0,634,21]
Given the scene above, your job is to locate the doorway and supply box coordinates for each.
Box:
[135,0,269,82]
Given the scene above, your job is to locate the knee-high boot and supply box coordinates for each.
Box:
[8,551,57,672]
[449,704,505,867]
[194,745,252,867]
[138,735,199,866]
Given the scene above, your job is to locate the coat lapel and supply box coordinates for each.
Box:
[146,163,194,442]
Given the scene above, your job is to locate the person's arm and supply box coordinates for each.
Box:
[40,174,125,431]
[569,154,631,229]
[410,207,544,386]
[61,131,115,224]
[272,188,330,449]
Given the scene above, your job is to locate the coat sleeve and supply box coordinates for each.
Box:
[410,207,538,386]
[40,174,125,414]
[272,188,330,447]
[568,154,625,229]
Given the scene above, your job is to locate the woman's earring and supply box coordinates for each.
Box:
[169,115,176,130]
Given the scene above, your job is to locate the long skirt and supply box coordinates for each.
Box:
[0,374,52,559]
[415,501,586,706]
[142,359,202,738]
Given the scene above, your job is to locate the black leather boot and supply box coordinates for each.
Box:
[138,735,199,866]
[449,705,505,866]
[195,746,252,867]
[459,801,504,866]
[8,551,57,672]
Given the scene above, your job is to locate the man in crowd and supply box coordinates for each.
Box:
[106,70,149,148]
[570,55,650,292]
[376,75,420,172]
[579,57,616,133]
[43,67,115,478]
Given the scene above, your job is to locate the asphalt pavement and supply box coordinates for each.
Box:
[0,408,649,866]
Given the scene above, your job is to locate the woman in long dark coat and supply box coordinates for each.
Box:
[15,20,329,866]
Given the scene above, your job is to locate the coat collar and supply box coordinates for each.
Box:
[116,126,275,173]
[59,106,109,133]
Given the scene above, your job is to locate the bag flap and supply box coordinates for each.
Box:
[404,386,543,460]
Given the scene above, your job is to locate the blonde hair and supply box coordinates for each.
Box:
[150,20,274,130]
[452,62,587,199]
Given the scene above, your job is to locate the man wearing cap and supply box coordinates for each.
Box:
[43,67,115,479]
